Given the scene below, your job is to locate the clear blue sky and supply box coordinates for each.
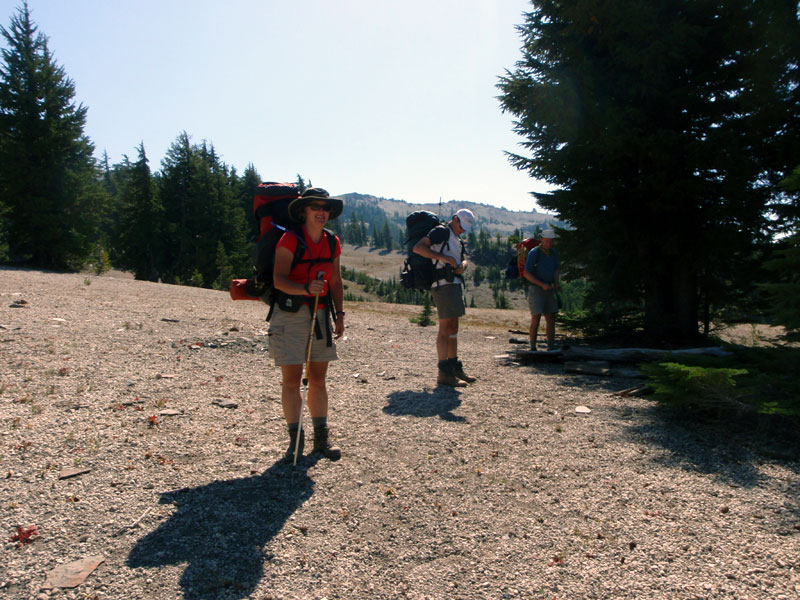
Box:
[1,0,551,212]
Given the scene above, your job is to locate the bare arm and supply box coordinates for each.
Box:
[273,246,324,295]
[412,237,458,268]
[523,267,551,291]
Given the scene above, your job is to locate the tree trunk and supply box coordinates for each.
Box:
[645,261,699,342]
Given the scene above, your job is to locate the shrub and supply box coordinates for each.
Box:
[641,362,748,415]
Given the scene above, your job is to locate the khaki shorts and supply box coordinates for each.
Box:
[430,283,465,320]
[268,307,338,366]
[528,285,559,315]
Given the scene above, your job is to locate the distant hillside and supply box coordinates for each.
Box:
[338,192,563,237]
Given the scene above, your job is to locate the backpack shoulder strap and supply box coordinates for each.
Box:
[323,228,337,259]
[289,228,307,270]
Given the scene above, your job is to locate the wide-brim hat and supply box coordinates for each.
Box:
[541,229,556,239]
[288,187,344,222]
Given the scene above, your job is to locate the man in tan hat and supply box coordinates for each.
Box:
[413,208,477,387]
[523,229,561,350]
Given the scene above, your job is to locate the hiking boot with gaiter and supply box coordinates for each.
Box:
[313,426,341,461]
[451,358,477,383]
[437,360,467,387]
[283,427,304,463]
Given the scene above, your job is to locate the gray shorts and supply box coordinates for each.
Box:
[528,285,559,315]
[430,283,465,319]
[268,307,338,366]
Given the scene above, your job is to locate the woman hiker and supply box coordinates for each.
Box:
[270,188,345,463]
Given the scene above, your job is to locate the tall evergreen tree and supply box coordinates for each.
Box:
[0,2,101,269]
[499,0,800,340]
[381,219,393,251]
[115,143,163,281]
[238,163,261,240]
[158,132,249,286]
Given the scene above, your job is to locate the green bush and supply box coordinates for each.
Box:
[641,362,748,415]
[410,294,435,327]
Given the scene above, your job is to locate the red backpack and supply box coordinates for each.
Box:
[230,182,336,304]
[252,182,299,242]
[230,182,299,301]
[504,237,540,280]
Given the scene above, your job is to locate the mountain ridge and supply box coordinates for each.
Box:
[337,192,562,237]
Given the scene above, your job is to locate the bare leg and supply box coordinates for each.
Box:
[437,317,459,360]
[306,361,329,419]
[529,313,542,348]
[280,364,304,424]
[544,313,556,347]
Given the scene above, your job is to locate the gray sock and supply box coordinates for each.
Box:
[311,417,327,429]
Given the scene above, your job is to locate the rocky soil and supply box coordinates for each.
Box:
[1,267,798,600]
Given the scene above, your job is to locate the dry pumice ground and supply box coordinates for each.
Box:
[1,267,798,600]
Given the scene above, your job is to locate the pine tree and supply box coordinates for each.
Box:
[115,143,163,281]
[381,219,393,251]
[238,163,261,239]
[498,1,800,341]
[418,293,434,326]
[0,2,101,269]
[158,132,248,285]
[762,166,800,341]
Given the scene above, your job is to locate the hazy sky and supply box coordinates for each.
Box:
[1,0,551,212]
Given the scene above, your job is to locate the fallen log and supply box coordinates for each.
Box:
[512,349,564,363]
[562,346,731,363]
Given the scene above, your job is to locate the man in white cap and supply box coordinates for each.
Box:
[413,208,476,386]
[523,229,561,350]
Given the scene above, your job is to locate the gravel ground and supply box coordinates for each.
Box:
[1,267,798,600]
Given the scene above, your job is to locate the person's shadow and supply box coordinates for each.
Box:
[383,386,466,422]
[127,457,318,599]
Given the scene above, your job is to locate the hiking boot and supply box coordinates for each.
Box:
[452,359,477,383]
[283,428,304,463]
[437,360,467,387]
[312,426,341,461]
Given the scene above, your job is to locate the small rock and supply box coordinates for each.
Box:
[212,399,238,409]
[42,556,105,589]
[58,467,91,480]
[575,406,592,414]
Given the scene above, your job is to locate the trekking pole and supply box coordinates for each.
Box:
[295,271,324,466]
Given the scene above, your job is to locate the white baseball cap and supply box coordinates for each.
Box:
[455,208,475,233]
[541,229,556,239]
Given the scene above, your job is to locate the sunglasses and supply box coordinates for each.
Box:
[307,202,332,212]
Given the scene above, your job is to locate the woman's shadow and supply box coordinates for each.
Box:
[127,457,318,599]
[383,386,466,422]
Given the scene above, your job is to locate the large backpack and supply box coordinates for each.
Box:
[504,237,540,280]
[229,182,335,306]
[400,211,453,290]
